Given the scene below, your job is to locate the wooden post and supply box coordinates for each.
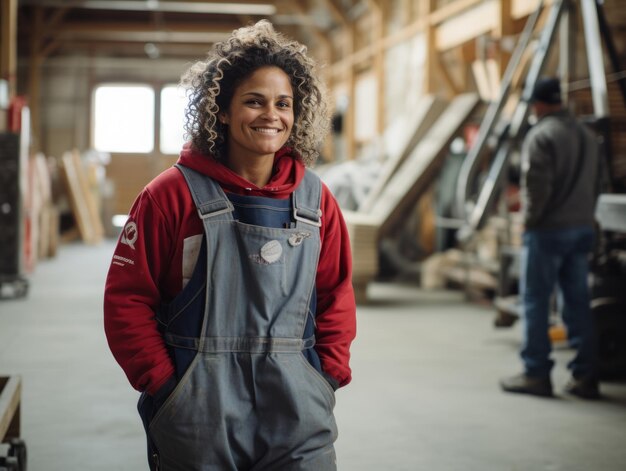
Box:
[495,0,513,75]
[369,0,386,135]
[1,0,18,98]
[345,24,357,160]
[421,0,438,95]
[321,0,356,159]
[28,7,45,151]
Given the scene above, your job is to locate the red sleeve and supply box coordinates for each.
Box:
[103,187,176,396]
[315,183,357,388]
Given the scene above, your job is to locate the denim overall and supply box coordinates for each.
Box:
[142,164,338,471]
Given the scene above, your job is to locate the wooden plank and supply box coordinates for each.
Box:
[359,94,447,212]
[72,149,105,242]
[345,24,357,160]
[472,60,492,101]
[0,376,21,440]
[436,0,499,51]
[344,94,479,296]
[60,150,104,244]
[369,0,386,135]
[34,153,53,258]
[437,54,461,96]
[369,93,480,236]
[512,0,556,19]
[485,58,501,101]
[61,151,95,243]
[429,0,485,26]
[343,210,381,286]
[495,0,513,74]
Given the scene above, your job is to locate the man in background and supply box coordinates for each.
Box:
[500,77,602,399]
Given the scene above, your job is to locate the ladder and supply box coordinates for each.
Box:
[454,0,616,242]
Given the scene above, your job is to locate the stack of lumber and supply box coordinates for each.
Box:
[359,95,447,212]
[60,149,104,245]
[342,210,381,302]
[368,93,480,238]
[33,153,59,259]
[344,93,480,300]
[21,152,59,272]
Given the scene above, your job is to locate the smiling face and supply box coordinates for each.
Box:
[220,66,294,167]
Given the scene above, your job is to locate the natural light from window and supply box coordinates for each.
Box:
[160,85,188,155]
[93,84,155,153]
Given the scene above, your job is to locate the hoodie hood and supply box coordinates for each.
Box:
[177,143,305,198]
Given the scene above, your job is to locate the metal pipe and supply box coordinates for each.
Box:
[581,0,609,118]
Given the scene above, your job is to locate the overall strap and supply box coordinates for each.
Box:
[292,169,323,228]
[175,163,234,220]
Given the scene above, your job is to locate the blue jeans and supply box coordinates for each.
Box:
[519,226,597,379]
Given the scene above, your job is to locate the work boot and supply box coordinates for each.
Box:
[564,376,600,400]
[500,373,553,397]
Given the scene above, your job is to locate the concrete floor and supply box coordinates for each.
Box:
[1,240,625,471]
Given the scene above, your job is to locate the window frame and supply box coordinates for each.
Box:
[90,80,185,157]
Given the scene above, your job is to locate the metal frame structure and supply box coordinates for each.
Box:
[454,0,616,243]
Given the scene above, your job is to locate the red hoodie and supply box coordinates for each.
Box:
[104,145,356,396]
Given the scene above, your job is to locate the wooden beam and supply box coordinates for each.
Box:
[321,0,350,25]
[421,0,437,94]
[56,29,232,44]
[51,41,215,58]
[21,0,278,15]
[511,0,556,20]
[401,0,413,25]
[277,0,332,59]
[428,0,484,25]
[40,38,62,58]
[1,0,18,97]
[40,5,70,38]
[472,60,491,101]
[435,0,499,51]
[495,0,513,75]
[56,21,242,34]
[319,0,356,159]
[0,376,22,440]
[345,23,357,159]
[368,0,385,135]
[329,0,536,78]
[438,54,461,97]
[29,6,44,151]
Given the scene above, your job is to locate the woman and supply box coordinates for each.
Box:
[104,20,356,470]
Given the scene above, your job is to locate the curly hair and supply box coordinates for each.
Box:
[180,20,330,166]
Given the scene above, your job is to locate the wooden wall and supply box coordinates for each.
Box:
[21,56,188,215]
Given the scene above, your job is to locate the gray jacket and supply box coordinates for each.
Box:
[521,109,601,230]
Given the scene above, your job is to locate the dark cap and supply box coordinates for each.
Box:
[531,77,562,104]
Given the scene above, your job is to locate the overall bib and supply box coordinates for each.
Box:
[143,164,338,471]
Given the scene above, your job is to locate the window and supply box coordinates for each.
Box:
[93,84,155,153]
[160,85,188,155]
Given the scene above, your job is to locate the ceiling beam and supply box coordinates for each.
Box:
[55,30,231,44]
[20,1,277,16]
[54,21,242,34]
[320,0,349,26]
[51,41,214,57]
